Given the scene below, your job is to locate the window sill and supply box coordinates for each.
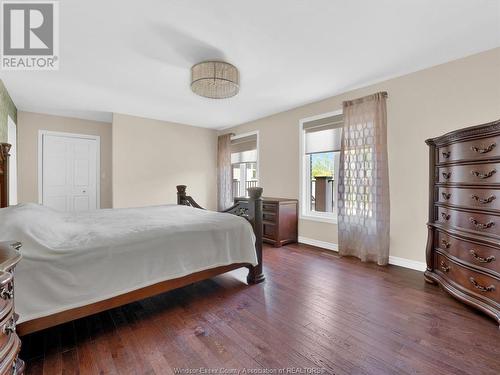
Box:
[300,213,338,225]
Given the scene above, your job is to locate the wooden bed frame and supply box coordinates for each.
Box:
[0,144,264,335]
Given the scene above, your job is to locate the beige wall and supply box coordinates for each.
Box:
[223,48,500,263]
[112,113,217,210]
[17,111,113,208]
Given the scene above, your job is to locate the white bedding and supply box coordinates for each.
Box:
[0,203,257,323]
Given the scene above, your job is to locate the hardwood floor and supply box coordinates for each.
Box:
[21,243,500,375]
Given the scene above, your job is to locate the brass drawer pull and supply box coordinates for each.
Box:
[442,151,451,159]
[471,169,496,179]
[0,286,13,300]
[442,172,451,180]
[470,250,496,263]
[471,194,496,204]
[469,218,495,230]
[440,261,450,273]
[2,318,15,335]
[441,212,450,221]
[469,277,495,292]
[12,358,20,375]
[10,242,22,251]
[471,143,496,154]
[441,239,451,249]
[441,192,451,200]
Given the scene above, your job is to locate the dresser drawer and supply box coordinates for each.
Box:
[435,252,499,305]
[0,273,13,323]
[262,203,278,212]
[262,211,277,223]
[0,310,16,362]
[263,223,276,239]
[0,336,22,375]
[438,162,500,185]
[437,187,500,211]
[438,136,500,164]
[436,231,499,276]
[437,206,499,236]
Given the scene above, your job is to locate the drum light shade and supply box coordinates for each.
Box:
[191,61,239,99]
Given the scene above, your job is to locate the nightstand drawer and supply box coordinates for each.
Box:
[263,223,276,239]
[0,272,13,323]
[263,203,278,212]
[263,212,277,223]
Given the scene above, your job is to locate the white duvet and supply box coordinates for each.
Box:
[0,203,257,323]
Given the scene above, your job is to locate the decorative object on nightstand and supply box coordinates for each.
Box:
[235,197,298,247]
[425,119,500,325]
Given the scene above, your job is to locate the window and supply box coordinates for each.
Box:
[231,133,258,198]
[300,112,343,223]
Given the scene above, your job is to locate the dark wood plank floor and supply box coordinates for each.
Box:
[21,243,500,375]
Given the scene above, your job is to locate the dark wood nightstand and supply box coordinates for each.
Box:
[235,197,298,247]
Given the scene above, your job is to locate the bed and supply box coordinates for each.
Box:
[0,143,264,335]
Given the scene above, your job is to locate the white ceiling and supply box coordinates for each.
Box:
[2,0,499,128]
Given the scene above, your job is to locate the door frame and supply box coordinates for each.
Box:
[38,130,101,209]
[7,116,17,205]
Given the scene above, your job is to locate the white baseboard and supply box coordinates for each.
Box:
[298,236,425,272]
[298,236,338,251]
[387,256,427,272]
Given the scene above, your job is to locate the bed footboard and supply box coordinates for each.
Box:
[176,185,265,284]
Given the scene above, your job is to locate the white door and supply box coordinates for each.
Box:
[40,132,99,211]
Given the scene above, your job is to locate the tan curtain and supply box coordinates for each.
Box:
[217,134,233,211]
[337,92,390,265]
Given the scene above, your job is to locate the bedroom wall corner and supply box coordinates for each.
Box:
[0,80,17,143]
[17,112,113,208]
[111,113,217,210]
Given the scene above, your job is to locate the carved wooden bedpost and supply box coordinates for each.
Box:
[0,143,11,209]
[176,185,203,209]
[176,185,187,205]
[246,187,265,284]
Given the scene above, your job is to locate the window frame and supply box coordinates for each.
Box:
[299,110,342,224]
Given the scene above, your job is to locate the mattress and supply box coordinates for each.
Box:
[0,203,257,323]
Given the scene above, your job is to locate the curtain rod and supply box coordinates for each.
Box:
[343,91,388,107]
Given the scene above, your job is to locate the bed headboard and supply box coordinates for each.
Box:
[0,143,10,208]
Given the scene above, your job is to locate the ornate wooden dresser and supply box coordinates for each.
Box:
[425,119,500,325]
[0,242,23,374]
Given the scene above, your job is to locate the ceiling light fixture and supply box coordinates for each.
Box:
[191,61,239,99]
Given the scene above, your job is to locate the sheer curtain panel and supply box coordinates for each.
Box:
[337,92,390,265]
[217,134,233,210]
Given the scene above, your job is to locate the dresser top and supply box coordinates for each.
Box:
[426,119,500,147]
[235,197,298,204]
